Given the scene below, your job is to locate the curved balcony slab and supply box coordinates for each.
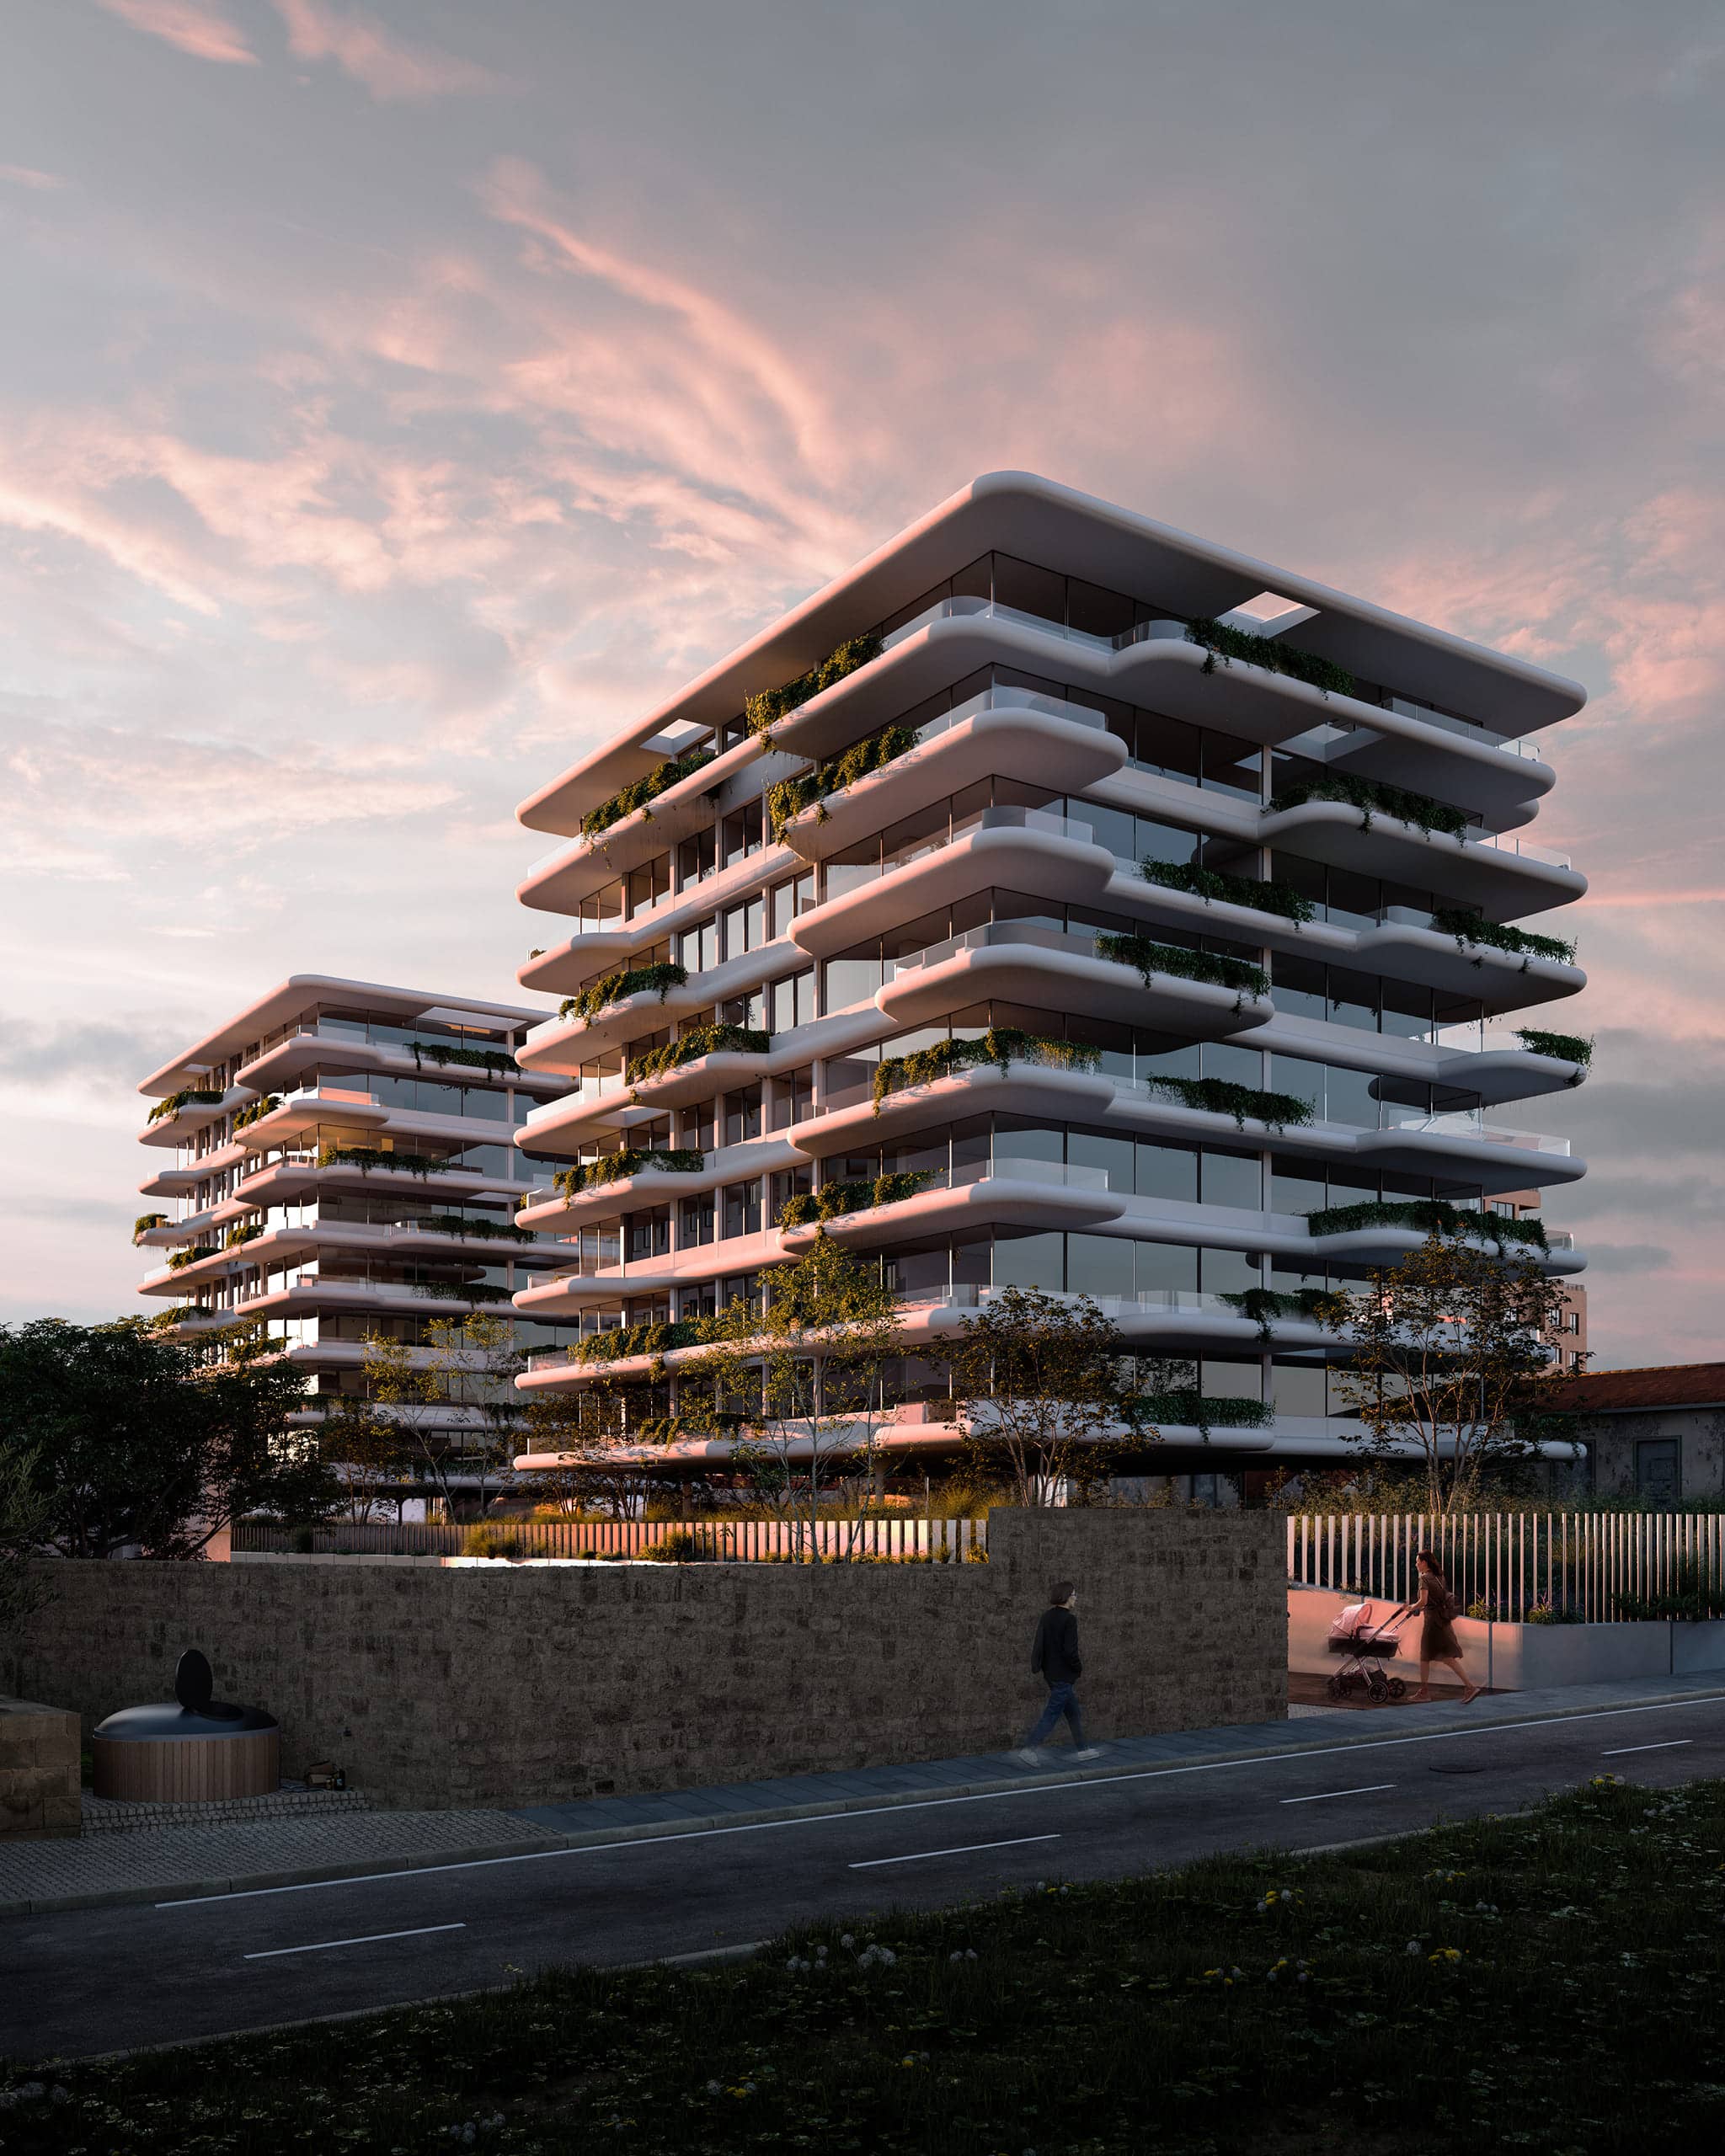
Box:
[136,1163,208,1199]
[874,931,1274,1039]
[778,702,1125,866]
[791,1060,1117,1160]
[1247,799,1586,915]
[516,1138,801,1233]
[136,1086,254,1148]
[520,948,806,1072]
[231,1155,524,1209]
[779,1165,1124,1254]
[1436,1044,1589,1105]
[1350,1122,1584,1187]
[236,1088,390,1150]
[517,845,800,994]
[791,815,1114,960]
[623,1047,779,1113]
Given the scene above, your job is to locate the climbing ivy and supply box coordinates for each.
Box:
[1183,617,1354,696]
[580,744,715,840]
[1140,857,1316,924]
[744,633,884,739]
[872,1030,1101,1113]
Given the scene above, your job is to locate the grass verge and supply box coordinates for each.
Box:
[5,1777,1724,2153]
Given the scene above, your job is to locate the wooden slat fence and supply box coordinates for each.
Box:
[1285,1511,1725,1620]
[233,1514,988,1564]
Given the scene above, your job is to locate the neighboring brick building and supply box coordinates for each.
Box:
[1541,1364,1725,1502]
[1493,1186,1588,1370]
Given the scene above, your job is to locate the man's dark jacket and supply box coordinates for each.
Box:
[1030,1604,1082,1687]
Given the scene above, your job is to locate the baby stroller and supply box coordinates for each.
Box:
[1324,1600,1411,1702]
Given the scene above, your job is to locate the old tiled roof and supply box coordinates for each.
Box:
[1541,1364,1725,1415]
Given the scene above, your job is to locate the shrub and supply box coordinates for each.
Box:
[1613,1561,1725,1623]
[580,744,714,839]
[744,633,884,739]
[1139,857,1316,923]
[1095,931,1269,1000]
[317,1145,435,1180]
[1516,1028,1594,1066]
[1125,1392,1274,1430]
[406,1041,517,1075]
[1183,616,1354,696]
[1269,774,1470,840]
[133,1214,168,1241]
[558,963,688,1024]
[166,1245,216,1271]
[415,1213,537,1243]
[553,1149,705,1198]
[1137,1073,1312,1132]
[146,1086,226,1124]
[766,723,916,838]
[1429,910,1576,967]
[646,1529,705,1563]
[626,1026,772,1086]
[462,1524,523,1560]
[290,1525,316,1555]
[233,1095,281,1132]
[778,1170,937,1229]
[1303,1198,1548,1251]
[872,1028,1100,1113]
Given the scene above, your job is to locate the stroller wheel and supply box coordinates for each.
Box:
[1326,1674,1348,1700]
[1387,1678,1408,1700]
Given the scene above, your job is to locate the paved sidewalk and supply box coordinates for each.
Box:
[6,1672,1722,1919]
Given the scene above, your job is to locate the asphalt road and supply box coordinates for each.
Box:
[8,1693,1724,2064]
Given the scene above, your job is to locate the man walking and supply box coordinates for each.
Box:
[1017,1579,1101,1765]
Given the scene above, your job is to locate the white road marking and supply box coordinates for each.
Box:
[1279,1784,1394,1806]
[154,1695,1725,1911]
[1600,1739,1692,1758]
[849,1834,1060,1870]
[243,1923,466,1961]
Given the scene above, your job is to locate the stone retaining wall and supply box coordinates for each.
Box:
[4,1511,1283,1812]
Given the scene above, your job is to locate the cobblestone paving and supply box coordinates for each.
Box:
[81,1787,371,1835]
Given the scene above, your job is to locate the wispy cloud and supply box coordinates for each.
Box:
[0,164,66,191]
[93,0,257,66]
[271,0,504,102]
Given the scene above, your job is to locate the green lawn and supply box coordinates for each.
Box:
[7,1776,1725,2154]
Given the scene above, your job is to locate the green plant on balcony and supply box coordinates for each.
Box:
[573,1315,721,1366]
[553,1148,706,1198]
[1124,1390,1274,1432]
[1514,1028,1594,1067]
[579,744,715,840]
[744,632,884,741]
[765,722,916,839]
[233,1095,280,1133]
[132,1213,168,1242]
[421,1280,513,1306]
[407,1041,519,1075]
[1139,1074,1314,1133]
[1268,774,1470,840]
[222,1221,262,1251]
[1094,931,1269,1001]
[1138,857,1316,924]
[777,1169,937,1230]
[1183,617,1354,696]
[872,1028,1101,1113]
[166,1245,216,1272]
[1429,909,1577,968]
[316,1145,436,1181]
[1303,1198,1548,1252]
[415,1212,537,1243]
[1219,1285,1350,1342]
[558,963,688,1024]
[625,1025,772,1087]
[147,1087,225,1123]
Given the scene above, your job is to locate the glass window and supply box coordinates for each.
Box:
[676,827,716,889]
[1136,816,1198,867]
[1067,1129,1135,1193]
[1200,1149,1263,1210]
[1134,712,1202,787]
[678,1193,715,1248]
[1065,579,1135,638]
[1199,1246,1263,1294]
[1271,953,1327,1023]
[821,957,882,1012]
[1133,1241,1197,1295]
[724,1087,762,1147]
[991,1230,1064,1289]
[1201,731,1263,803]
[1067,1232,1133,1299]
[722,1180,762,1241]
[1136,1139,1199,1203]
[991,555,1065,625]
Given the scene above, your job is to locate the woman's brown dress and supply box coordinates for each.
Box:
[1418,1573,1462,1659]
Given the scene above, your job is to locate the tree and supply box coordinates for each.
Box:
[692,1232,903,1556]
[359,1314,526,1518]
[517,1380,670,1520]
[316,1396,418,1522]
[0,1318,339,1558]
[949,1288,1131,1505]
[1324,1231,1581,1512]
[0,1444,55,1629]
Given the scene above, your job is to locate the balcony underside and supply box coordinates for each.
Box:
[1232,801,1586,915]
[873,942,1274,1038]
[136,1086,254,1148]
[791,1063,1117,1158]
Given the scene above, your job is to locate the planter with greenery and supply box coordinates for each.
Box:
[1139,856,1316,923]
[1269,773,1471,840]
[744,632,884,740]
[778,1170,938,1230]
[233,1094,280,1132]
[553,1148,706,1197]
[766,723,916,839]
[222,1221,262,1251]
[146,1087,225,1123]
[1429,908,1577,967]
[1137,1073,1313,1132]
[1183,615,1354,696]
[871,1029,1101,1113]
[1613,1561,1725,1623]
[1125,1390,1275,1431]
[413,1212,538,1244]
[1094,931,1269,1000]
[626,1026,772,1086]
[1220,1284,1349,1341]
[132,1214,168,1242]
[165,1246,216,1272]
[1515,1027,1594,1065]
[421,1281,512,1306]
[573,1315,720,1366]
[316,1145,436,1181]
[1304,1197,1548,1251]
[558,962,689,1024]
[406,1041,518,1076]
[579,744,715,840]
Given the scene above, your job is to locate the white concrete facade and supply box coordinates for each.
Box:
[506,472,1590,1476]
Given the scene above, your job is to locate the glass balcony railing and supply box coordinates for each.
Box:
[1378,1107,1570,1155]
[883,594,1118,656]
[828,806,1096,904]
[913,682,1108,744]
[886,917,1096,979]
[1476,831,1573,870]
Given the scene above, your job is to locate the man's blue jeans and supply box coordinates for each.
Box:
[1028,1681,1087,1750]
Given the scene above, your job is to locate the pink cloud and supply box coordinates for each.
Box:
[0,164,66,190]
[93,0,256,65]
[271,0,503,102]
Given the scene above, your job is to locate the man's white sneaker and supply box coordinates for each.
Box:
[1071,1748,1102,1761]
[1013,1748,1042,1767]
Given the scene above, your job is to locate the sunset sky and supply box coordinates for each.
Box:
[3,1,1722,1366]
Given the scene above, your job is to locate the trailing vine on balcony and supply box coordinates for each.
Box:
[1269,774,1471,841]
[580,744,715,840]
[1514,1028,1594,1068]
[744,633,884,741]
[871,1029,1102,1114]
[133,1213,168,1242]
[558,963,688,1024]
[166,1245,216,1271]
[1139,857,1316,924]
[1139,1074,1314,1133]
[407,1041,519,1075]
[1219,1285,1350,1342]
[553,1149,706,1197]
[1429,910,1576,969]
[1183,617,1354,696]
[1302,1198,1548,1251]
[414,1212,538,1243]
[233,1095,280,1132]
[626,1026,772,1087]
[316,1145,436,1181]
[222,1221,262,1251]
[1124,1390,1274,1432]
[573,1315,723,1366]
[778,1170,938,1230]
[1095,931,1269,1001]
[421,1280,512,1305]
[147,1087,225,1123]
[765,723,916,839]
